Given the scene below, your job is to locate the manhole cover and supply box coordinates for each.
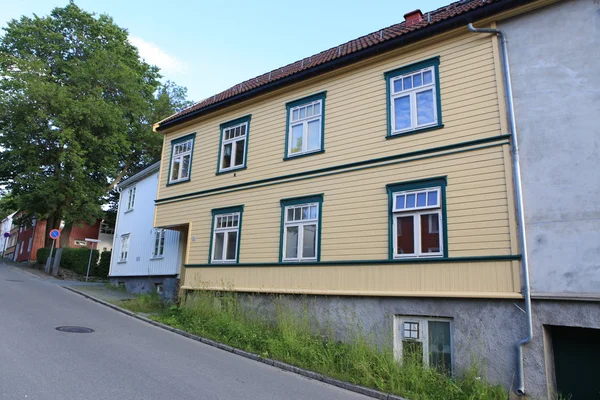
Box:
[5,279,24,282]
[55,326,95,333]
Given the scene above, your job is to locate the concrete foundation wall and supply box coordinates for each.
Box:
[499,0,600,294]
[110,276,179,302]
[206,291,600,398]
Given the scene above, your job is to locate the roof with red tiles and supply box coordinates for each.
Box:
[155,0,527,131]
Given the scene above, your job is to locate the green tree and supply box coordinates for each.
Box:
[0,4,190,246]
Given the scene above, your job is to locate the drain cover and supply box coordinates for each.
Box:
[55,326,95,333]
[5,279,24,282]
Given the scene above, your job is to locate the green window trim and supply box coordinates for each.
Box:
[284,91,326,160]
[216,115,251,175]
[384,56,442,138]
[208,205,244,264]
[279,193,324,262]
[167,132,196,187]
[387,176,448,259]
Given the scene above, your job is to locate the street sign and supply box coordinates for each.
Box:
[3,232,9,238]
[49,229,61,240]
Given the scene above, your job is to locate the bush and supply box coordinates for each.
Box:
[36,247,51,265]
[93,251,111,277]
[61,247,99,275]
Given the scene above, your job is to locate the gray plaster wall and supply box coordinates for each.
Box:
[110,276,179,301]
[499,0,600,294]
[219,291,600,398]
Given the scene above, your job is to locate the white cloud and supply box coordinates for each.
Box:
[129,36,188,74]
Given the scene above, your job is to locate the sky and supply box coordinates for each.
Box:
[1,0,449,103]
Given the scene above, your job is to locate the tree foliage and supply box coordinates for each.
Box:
[0,4,191,245]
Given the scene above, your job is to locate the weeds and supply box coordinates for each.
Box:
[144,291,506,400]
[119,292,165,313]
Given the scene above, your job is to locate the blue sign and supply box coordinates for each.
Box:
[3,232,9,238]
[49,229,61,240]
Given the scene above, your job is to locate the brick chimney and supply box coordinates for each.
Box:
[404,9,423,26]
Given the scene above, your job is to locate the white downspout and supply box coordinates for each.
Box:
[467,23,532,396]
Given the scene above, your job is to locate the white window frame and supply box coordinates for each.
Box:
[126,186,136,211]
[27,237,33,252]
[287,99,323,157]
[390,66,438,134]
[219,121,248,172]
[153,229,165,258]
[119,234,130,262]
[394,316,453,374]
[170,138,193,183]
[282,202,319,262]
[392,187,443,258]
[211,212,241,263]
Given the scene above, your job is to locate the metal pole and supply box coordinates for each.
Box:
[85,242,94,282]
[45,240,55,274]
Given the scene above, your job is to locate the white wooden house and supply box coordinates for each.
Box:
[109,162,182,300]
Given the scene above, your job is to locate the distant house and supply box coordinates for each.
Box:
[0,211,16,257]
[109,162,182,300]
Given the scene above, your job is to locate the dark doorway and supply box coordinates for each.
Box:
[551,325,600,399]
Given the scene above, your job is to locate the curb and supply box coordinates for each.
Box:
[63,286,408,400]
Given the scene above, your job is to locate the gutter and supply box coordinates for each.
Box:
[467,23,532,397]
[156,0,537,132]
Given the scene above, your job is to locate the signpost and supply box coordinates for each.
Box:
[2,232,9,258]
[84,238,101,282]
[45,229,61,274]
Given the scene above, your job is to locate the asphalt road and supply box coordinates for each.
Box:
[0,262,368,400]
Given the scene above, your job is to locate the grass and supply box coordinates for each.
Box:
[123,290,508,400]
[117,292,166,314]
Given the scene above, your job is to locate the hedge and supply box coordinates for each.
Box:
[94,251,111,277]
[36,247,100,276]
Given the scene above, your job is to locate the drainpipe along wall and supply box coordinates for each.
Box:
[466,23,532,396]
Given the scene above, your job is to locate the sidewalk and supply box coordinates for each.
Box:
[67,284,134,302]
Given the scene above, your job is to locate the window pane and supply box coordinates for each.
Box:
[234,139,245,166]
[406,193,416,208]
[233,215,239,227]
[395,195,405,210]
[428,321,451,374]
[214,232,224,261]
[427,191,438,206]
[235,126,240,137]
[299,107,305,119]
[417,192,427,207]
[181,154,190,179]
[171,158,180,181]
[417,89,434,125]
[302,207,309,220]
[421,213,440,253]
[396,216,415,255]
[285,226,299,258]
[393,79,402,93]
[302,225,316,258]
[307,120,320,151]
[222,143,232,169]
[314,102,321,115]
[403,76,412,90]
[306,105,313,117]
[240,124,246,136]
[287,208,294,222]
[394,96,411,131]
[294,207,301,221]
[413,73,422,87]
[310,205,317,219]
[402,340,423,366]
[423,69,433,84]
[292,109,299,120]
[226,231,237,260]
[291,124,303,153]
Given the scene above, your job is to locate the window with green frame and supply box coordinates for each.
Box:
[209,205,243,263]
[387,177,448,259]
[279,194,323,262]
[168,133,196,185]
[217,115,251,174]
[284,92,326,159]
[385,57,442,138]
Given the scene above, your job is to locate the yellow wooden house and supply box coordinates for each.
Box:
[151,0,560,393]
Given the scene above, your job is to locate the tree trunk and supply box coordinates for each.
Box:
[59,222,72,248]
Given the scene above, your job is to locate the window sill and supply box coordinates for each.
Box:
[283,149,325,161]
[392,254,444,260]
[216,166,247,176]
[150,256,164,260]
[210,261,238,265]
[167,178,191,187]
[281,259,318,263]
[124,209,134,214]
[386,124,444,139]
[117,260,127,264]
